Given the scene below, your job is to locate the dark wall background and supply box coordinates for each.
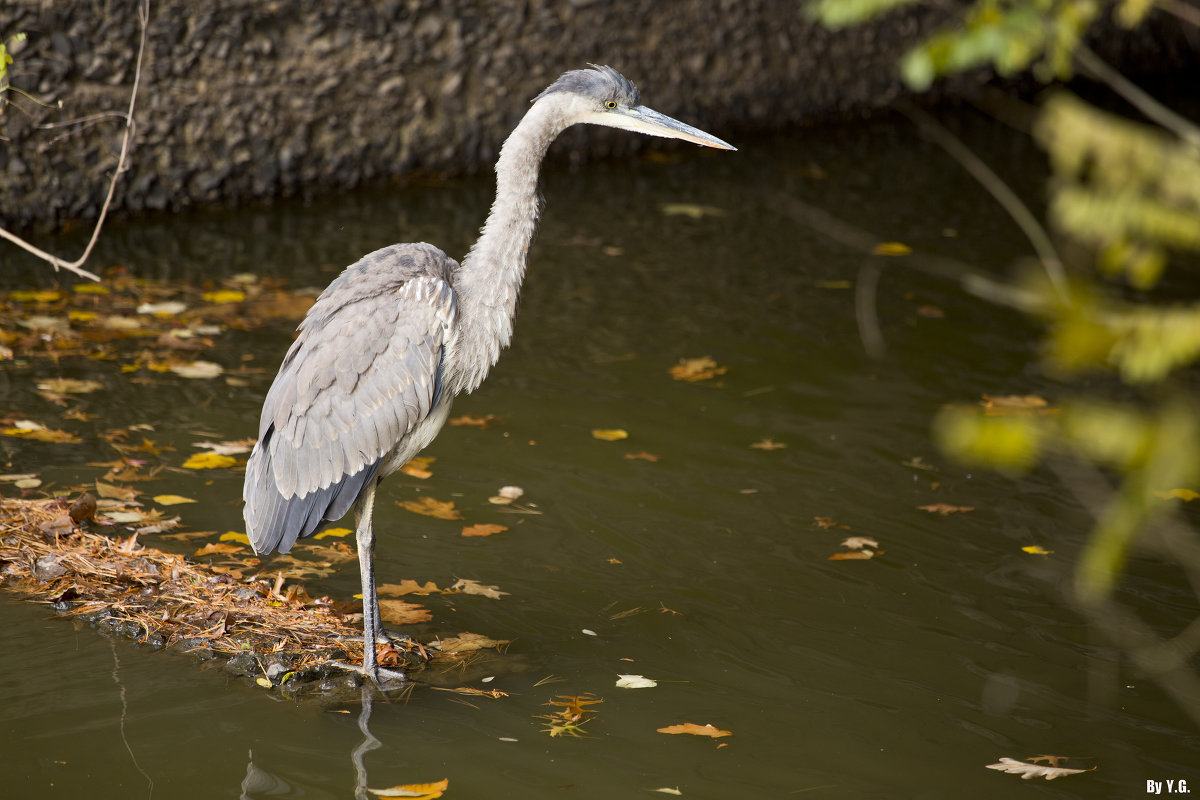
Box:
[0,0,1191,230]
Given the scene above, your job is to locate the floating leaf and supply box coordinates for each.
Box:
[255,677,272,688]
[10,289,62,303]
[841,536,878,550]
[872,241,912,256]
[137,301,188,315]
[616,674,658,689]
[195,542,245,556]
[653,789,683,796]
[592,428,628,441]
[661,203,725,219]
[829,550,877,560]
[918,503,974,515]
[379,579,442,596]
[623,451,660,462]
[396,496,461,519]
[37,378,104,394]
[400,456,435,479]
[202,290,246,304]
[220,531,252,545]
[1022,545,1054,555]
[1,421,81,443]
[980,394,1058,416]
[193,439,255,456]
[431,632,510,654]
[378,598,433,625]
[985,757,1093,780]
[367,778,448,799]
[487,485,524,505]
[95,480,139,501]
[750,438,786,450]
[449,578,508,599]
[462,523,507,537]
[657,723,731,738]
[182,452,238,469]
[314,526,353,539]
[153,494,196,506]
[449,414,499,428]
[669,356,728,382]
[170,361,224,379]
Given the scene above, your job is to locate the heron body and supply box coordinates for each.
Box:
[243,65,734,685]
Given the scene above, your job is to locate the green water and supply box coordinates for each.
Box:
[2,114,1197,799]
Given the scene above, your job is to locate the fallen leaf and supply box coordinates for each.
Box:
[431,632,510,654]
[95,480,139,501]
[828,551,876,560]
[980,394,1058,416]
[378,579,442,596]
[137,301,188,315]
[841,536,878,549]
[668,356,728,382]
[170,361,224,379]
[396,496,461,519]
[220,531,252,545]
[985,757,1093,780]
[194,542,245,556]
[462,523,508,537]
[101,510,148,524]
[872,241,912,256]
[653,789,683,796]
[487,485,524,505]
[592,428,629,441]
[1155,488,1200,501]
[1021,545,1053,555]
[814,516,849,529]
[37,378,104,394]
[449,414,499,428]
[918,503,974,515]
[400,456,435,479]
[367,778,448,798]
[661,203,725,219]
[615,674,658,689]
[314,526,353,539]
[623,451,660,462]
[202,290,246,304]
[657,723,731,738]
[449,578,508,599]
[750,438,786,450]
[378,599,433,625]
[10,289,62,303]
[182,452,239,469]
[1,421,81,443]
[814,279,852,289]
[153,494,196,506]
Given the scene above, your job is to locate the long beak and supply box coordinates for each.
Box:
[604,105,737,151]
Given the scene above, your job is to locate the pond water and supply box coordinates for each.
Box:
[2,112,1198,799]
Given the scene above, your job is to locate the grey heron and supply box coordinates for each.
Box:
[243,65,735,686]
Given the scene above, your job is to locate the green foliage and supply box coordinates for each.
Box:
[0,32,26,89]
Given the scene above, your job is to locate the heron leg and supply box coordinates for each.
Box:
[353,480,407,687]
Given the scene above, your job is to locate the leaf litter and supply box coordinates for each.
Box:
[0,497,513,694]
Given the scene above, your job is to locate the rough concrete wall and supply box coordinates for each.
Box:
[2,1,1188,230]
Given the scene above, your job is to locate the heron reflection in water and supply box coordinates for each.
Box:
[243,65,736,685]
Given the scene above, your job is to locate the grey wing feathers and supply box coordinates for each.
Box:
[243,243,458,554]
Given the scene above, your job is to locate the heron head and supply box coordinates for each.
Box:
[535,65,736,151]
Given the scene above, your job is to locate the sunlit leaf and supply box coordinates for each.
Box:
[202,290,246,304]
[101,510,147,524]
[367,778,448,798]
[153,494,196,506]
[487,485,524,504]
[314,526,353,539]
[449,578,508,599]
[872,241,912,256]
[462,523,507,537]
[137,301,188,315]
[400,456,435,479]
[841,536,878,549]
[657,723,731,738]
[193,439,254,456]
[623,451,660,462]
[430,632,510,653]
[985,757,1094,780]
[182,452,238,469]
[449,413,499,428]
[749,438,786,450]
[94,480,138,501]
[9,290,62,303]
[170,361,224,379]
[378,579,442,596]
[615,674,657,689]
[1154,488,1200,501]
[72,283,109,295]
[255,677,272,688]
[195,542,245,556]
[1,421,81,443]
[1022,545,1054,555]
[37,378,103,394]
[396,496,461,519]
[378,598,433,625]
[668,356,728,382]
[592,428,628,441]
[219,531,251,545]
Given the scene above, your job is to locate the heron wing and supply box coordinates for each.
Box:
[244,244,458,554]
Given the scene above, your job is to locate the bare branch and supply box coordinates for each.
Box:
[0,0,150,283]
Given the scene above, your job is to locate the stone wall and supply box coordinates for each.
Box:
[0,1,1189,230]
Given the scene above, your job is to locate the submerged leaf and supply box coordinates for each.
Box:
[396,497,461,519]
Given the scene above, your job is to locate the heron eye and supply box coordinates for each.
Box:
[604,100,618,110]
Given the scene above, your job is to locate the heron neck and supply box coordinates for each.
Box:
[451,100,566,394]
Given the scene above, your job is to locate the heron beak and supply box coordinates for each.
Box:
[606,105,737,151]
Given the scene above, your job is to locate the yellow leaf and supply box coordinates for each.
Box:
[980,394,1058,416]
[657,722,732,738]
[72,283,109,295]
[378,598,433,625]
[9,290,61,302]
[449,413,499,428]
[1022,545,1054,555]
[68,310,98,321]
[367,778,448,798]
[872,241,912,256]
[182,452,238,469]
[592,428,628,441]
[154,494,197,506]
[462,523,508,537]
[397,497,461,519]
[194,542,245,556]
[314,527,353,539]
[1155,488,1200,502]
[202,289,246,304]
[220,531,251,545]
[660,203,725,219]
[400,456,435,479]
[750,438,786,450]
[255,677,272,688]
[1,423,81,443]
[668,356,728,382]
